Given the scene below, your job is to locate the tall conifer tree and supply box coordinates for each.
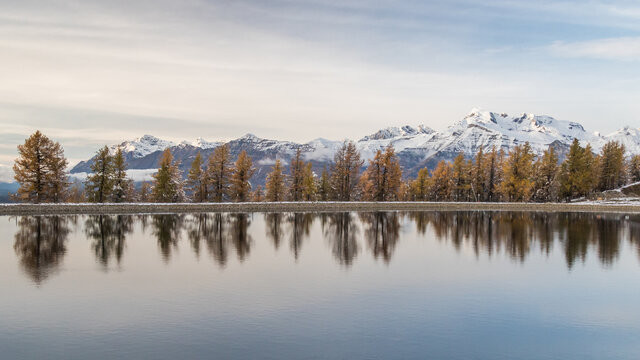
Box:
[111,147,133,203]
[265,159,286,201]
[230,150,255,202]
[187,152,207,202]
[288,148,305,201]
[329,141,363,201]
[360,145,402,201]
[152,149,185,203]
[499,142,535,202]
[85,146,114,203]
[207,144,232,202]
[13,131,70,203]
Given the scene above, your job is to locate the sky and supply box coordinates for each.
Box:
[1,0,640,175]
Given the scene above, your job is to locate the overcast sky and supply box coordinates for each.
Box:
[1,0,640,174]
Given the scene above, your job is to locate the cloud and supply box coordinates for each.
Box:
[3,0,640,170]
[0,164,13,183]
[0,164,15,182]
[550,37,640,61]
[70,169,157,183]
[257,158,288,166]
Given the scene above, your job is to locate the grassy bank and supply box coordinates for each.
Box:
[2,201,640,215]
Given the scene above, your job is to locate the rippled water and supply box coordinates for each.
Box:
[1,211,640,359]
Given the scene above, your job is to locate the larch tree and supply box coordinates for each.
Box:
[429,160,452,201]
[559,139,596,200]
[629,155,640,183]
[451,152,471,201]
[207,144,232,202]
[329,141,364,201]
[13,131,70,203]
[288,148,305,201]
[186,152,208,202]
[483,147,504,202]
[597,141,626,191]
[360,145,402,201]
[532,147,559,202]
[46,140,70,203]
[265,159,286,201]
[317,166,331,201]
[410,168,431,201]
[301,162,317,201]
[471,147,486,202]
[152,148,185,203]
[230,150,255,202]
[499,142,535,202]
[111,147,133,203]
[85,146,114,203]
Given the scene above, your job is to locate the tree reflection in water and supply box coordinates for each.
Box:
[287,213,313,260]
[359,212,400,263]
[151,214,184,262]
[323,212,359,266]
[84,215,133,269]
[184,213,253,266]
[265,213,284,250]
[13,216,70,285]
[11,211,640,280]
[229,213,252,262]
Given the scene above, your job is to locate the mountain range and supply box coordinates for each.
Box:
[69,108,640,186]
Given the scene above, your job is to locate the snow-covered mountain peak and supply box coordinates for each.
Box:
[182,137,221,149]
[417,125,435,134]
[116,134,176,159]
[599,126,640,154]
[359,125,433,142]
[239,133,260,141]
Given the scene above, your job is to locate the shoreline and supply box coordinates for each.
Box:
[2,201,640,215]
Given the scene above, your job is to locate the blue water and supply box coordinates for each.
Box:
[1,212,639,359]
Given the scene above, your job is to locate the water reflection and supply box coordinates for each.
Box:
[229,214,252,261]
[360,212,400,263]
[265,213,284,250]
[13,216,70,284]
[85,215,132,268]
[323,213,359,266]
[287,213,313,260]
[151,214,184,262]
[10,211,640,284]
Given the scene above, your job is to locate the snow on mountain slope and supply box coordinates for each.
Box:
[71,109,640,182]
[357,125,437,160]
[116,134,176,159]
[181,137,222,150]
[433,109,592,155]
[599,126,640,154]
[304,138,344,161]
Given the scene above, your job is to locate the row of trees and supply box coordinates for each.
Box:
[408,139,633,203]
[12,131,640,203]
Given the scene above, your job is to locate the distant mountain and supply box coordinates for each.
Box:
[0,182,18,203]
[70,109,640,185]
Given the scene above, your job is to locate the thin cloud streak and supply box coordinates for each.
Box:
[550,37,640,61]
[1,0,640,170]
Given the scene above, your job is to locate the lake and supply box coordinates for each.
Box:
[1,211,640,359]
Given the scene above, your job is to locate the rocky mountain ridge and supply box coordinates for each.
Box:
[70,109,640,184]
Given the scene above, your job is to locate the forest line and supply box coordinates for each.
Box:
[11,130,640,204]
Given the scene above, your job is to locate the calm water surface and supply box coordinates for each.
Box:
[1,211,640,359]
